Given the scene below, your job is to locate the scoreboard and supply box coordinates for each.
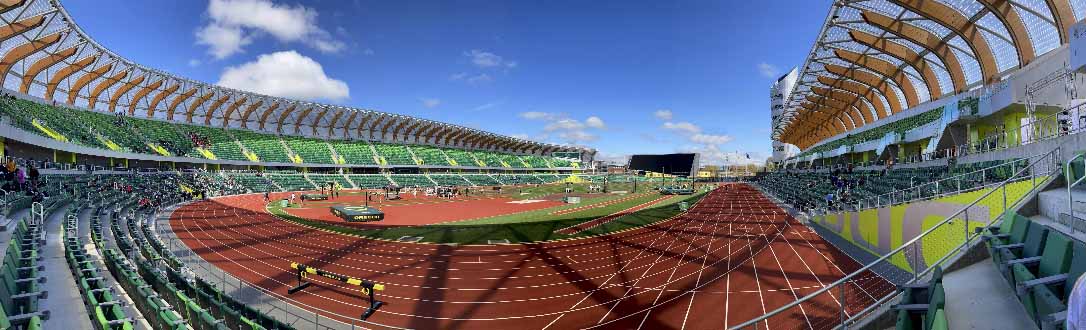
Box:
[330,206,386,222]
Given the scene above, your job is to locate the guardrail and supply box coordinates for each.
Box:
[785,101,1086,171]
[733,146,1062,330]
[148,206,408,330]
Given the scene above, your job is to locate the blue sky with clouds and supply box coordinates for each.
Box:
[62,0,829,165]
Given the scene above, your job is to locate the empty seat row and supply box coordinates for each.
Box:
[1,218,48,330]
[983,211,1086,329]
[63,211,136,330]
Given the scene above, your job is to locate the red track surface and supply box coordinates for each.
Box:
[170,184,892,329]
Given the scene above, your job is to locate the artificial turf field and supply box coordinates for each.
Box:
[259,181,710,244]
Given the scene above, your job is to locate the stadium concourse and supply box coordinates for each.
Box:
[165,183,888,329]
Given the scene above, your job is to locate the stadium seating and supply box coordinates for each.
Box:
[283,136,334,164]
[796,107,943,159]
[442,148,481,167]
[2,218,48,330]
[0,95,581,170]
[232,130,291,163]
[308,174,352,189]
[472,151,504,167]
[429,174,471,186]
[268,173,314,191]
[521,155,552,168]
[392,174,436,187]
[462,174,501,186]
[129,117,195,157]
[372,143,415,166]
[893,266,947,330]
[500,154,529,168]
[409,145,452,166]
[64,212,137,330]
[347,174,392,188]
[177,125,247,161]
[329,140,378,165]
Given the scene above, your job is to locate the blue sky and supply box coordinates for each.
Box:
[62,0,829,165]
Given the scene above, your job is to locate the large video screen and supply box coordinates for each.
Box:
[628,153,698,176]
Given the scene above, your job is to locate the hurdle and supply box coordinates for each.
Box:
[288,262,386,320]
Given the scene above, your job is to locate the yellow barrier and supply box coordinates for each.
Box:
[288,262,386,320]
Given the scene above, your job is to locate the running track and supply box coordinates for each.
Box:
[170,183,892,329]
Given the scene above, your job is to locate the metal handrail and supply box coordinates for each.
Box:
[733,146,1060,329]
[1067,152,1086,234]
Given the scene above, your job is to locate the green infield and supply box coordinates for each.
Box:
[266,190,707,244]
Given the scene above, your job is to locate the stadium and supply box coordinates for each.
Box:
[3,0,1086,329]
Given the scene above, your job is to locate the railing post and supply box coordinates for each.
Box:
[964,209,970,246]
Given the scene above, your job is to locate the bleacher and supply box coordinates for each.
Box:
[372,143,415,166]
[429,174,471,186]
[472,151,503,167]
[308,174,352,189]
[2,218,48,330]
[462,174,500,186]
[282,136,333,164]
[392,174,435,187]
[129,117,194,157]
[267,174,313,191]
[409,145,451,166]
[521,155,552,168]
[329,140,378,165]
[232,130,290,163]
[65,211,137,330]
[346,175,391,189]
[442,149,480,167]
[177,126,246,161]
[500,154,529,168]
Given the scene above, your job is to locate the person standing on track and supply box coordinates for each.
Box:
[289,192,296,206]
[264,191,270,202]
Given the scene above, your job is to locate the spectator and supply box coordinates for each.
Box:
[27,162,38,188]
[14,168,24,191]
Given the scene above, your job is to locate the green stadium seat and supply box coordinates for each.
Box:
[1018,241,1086,328]
[1010,230,1073,324]
[995,222,1048,284]
[283,136,334,164]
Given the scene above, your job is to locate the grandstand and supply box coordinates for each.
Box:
[8,0,1086,330]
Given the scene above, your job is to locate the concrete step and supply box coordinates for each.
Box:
[1036,187,1086,221]
[944,258,1037,330]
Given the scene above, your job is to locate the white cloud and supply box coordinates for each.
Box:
[585,116,606,129]
[545,119,586,132]
[449,72,468,81]
[464,49,517,69]
[420,98,441,108]
[662,121,702,135]
[196,0,345,59]
[519,111,557,121]
[472,101,503,112]
[653,109,673,121]
[690,133,733,145]
[558,130,598,143]
[757,62,779,78]
[362,48,375,56]
[466,73,493,84]
[188,59,202,67]
[519,112,605,144]
[216,51,349,101]
[196,24,250,59]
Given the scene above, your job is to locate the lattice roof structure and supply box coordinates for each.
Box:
[774,0,1082,150]
[0,0,590,156]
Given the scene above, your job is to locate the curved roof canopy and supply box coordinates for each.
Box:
[773,0,1081,150]
[0,0,589,156]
